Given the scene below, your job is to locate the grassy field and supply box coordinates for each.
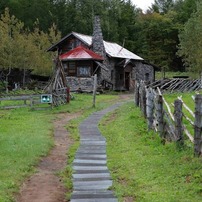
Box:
[99,101,202,202]
[0,93,119,202]
[163,92,196,139]
[155,71,199,80]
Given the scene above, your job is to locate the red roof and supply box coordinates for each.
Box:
[60,46,104,61]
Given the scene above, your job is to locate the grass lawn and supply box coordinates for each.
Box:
[0,93,119,202]
[163,92,196,139]
[155,71,199,80]
[99,101,202,202]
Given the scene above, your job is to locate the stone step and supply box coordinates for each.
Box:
[73,166,108,171]
[73,173,111,179]
[73,177,111,182]
[80,140,106,145]
[78,145,105,148]
[80,137,105,141]
[71,190,116,200]
[76,150,106,154]
[73,180,113,191]
[71,198,117,202]
[73,159,106,164]
[73,163,107,167]
[74,170,110,174]
[75,154,106,159]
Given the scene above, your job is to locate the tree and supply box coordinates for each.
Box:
[151,0,175,13]
[0,8,61,91]
[178,1,202,75]
[0,8,23,91]
[173,0,197,24]
[135,11,181,71]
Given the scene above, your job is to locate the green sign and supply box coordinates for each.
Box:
[41,94,52,103]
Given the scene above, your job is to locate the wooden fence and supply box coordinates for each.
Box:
[0,94,53,110]
[0,87,70,110]
[135,81,202,157]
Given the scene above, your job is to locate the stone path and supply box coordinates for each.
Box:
[71,103,122,202]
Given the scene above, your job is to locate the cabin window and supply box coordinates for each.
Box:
[67,62,76,76]
[77,66,91,77]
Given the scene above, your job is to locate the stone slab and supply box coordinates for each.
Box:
[73,173,110,179]
[71,199,118,202]
[73,166,108,171]
[73,163,107,167]
[71,190,117,201]
[80,140,106,145]
[75,155,106,160]
[73,180,113,190]
[73,159,106,164]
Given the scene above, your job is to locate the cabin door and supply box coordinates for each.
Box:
[124,72,130,90]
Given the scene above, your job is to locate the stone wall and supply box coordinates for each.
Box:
[133,62,154,84]
[66,76,94,92]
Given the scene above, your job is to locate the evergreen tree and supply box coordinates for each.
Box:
[178,1,202,75]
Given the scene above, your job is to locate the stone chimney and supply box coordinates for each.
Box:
[92,15,106,59]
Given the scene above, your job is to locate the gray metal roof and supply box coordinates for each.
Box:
[47,31,143,61]
[73,32,143,60]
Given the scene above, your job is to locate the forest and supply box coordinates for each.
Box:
[0,0,201,79]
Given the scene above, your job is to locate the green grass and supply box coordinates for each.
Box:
[163,92,198,141]
[0,93,119,202]
[155,71,199,80]
[99,102,202,202]
[0,108,54,202]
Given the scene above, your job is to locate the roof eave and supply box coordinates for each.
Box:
[61,58,103,61]
[47,32,91,52]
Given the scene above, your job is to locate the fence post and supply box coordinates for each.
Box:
[146,87,154,130]
[134,82,140,107]
[194,94,202,157]
[156,94,165,142]
[174,99,184,147]
[92,74,97,108]
[66,87,70,103]
[140,82,147,118]
[30,95,33,109]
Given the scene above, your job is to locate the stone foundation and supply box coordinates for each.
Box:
[66,77,94,92]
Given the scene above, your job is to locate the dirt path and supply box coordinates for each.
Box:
[16,112,80,202]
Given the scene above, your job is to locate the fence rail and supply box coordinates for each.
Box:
[135,81,202,157]
[0,87,70,109]
[0,94,53,110]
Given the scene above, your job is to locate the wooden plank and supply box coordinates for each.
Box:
[0,104,28,109]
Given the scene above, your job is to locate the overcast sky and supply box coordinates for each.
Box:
[131,0,155,11]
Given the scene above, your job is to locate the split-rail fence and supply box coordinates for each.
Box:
[135,81,202,157]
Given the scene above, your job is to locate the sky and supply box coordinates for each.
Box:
[131,0,155,11]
